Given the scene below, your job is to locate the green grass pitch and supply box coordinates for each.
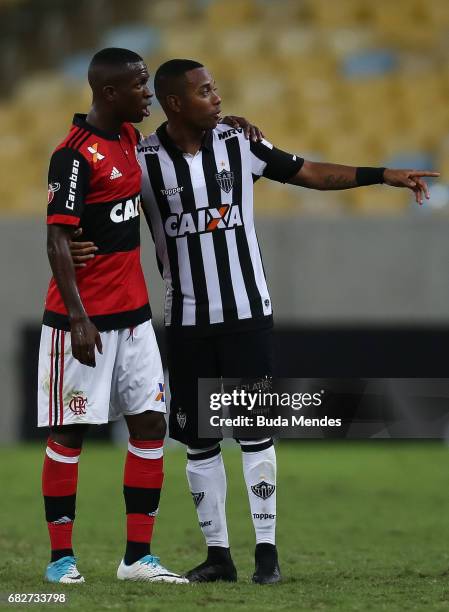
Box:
[1,441,449,611]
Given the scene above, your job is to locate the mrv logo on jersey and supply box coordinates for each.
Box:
[110,194,141,223]
[137,144,160,153]
[164,204,243,237]
[217,127,243,140]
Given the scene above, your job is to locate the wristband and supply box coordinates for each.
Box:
[355,167,385,186]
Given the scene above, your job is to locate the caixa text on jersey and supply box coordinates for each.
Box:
[164,204,243,237]
[110,194,141,223]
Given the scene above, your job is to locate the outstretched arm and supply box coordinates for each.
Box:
[288,161,440,205]
[289,161,359,190]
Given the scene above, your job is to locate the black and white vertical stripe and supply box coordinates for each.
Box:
[139,123,303,330]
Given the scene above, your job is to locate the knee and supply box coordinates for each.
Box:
[151,414,167,439]
[49,424,88,449]
[127,411,167,440]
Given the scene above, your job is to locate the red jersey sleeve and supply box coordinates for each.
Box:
[47,147,91,226]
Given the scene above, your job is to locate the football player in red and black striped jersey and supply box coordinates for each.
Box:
[38,48,187,585]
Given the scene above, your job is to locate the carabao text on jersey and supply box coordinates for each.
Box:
[65,159,80,210]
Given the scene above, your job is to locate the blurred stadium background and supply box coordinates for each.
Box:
[3,2,449,608]
[1,0,449,443]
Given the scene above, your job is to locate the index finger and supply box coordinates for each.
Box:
[410,171,440,177]
[83,345,96,368]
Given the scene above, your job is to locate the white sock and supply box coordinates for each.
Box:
[186,445,229,548]
[241,439,276,545]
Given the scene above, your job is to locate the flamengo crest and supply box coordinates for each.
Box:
[215,169,234,193]
[48,182,60,204]
[69,394,88,415]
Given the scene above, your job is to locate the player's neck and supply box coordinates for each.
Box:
[165,121,205,156]
[86,107,122,135]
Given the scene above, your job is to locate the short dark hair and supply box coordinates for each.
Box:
[88,48,144,88]
[154,59,204,100]
[90,47,143,68]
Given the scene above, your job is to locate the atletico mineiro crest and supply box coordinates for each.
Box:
[155,383,165,402]
[215,168,234,193]
[177,408,187,429]
[251,480,275,500]
[87,142,105,163]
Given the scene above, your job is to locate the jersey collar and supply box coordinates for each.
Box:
[73,114,121,141]
[156,122,213,157]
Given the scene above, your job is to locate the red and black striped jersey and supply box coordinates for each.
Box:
[44,113,151,331]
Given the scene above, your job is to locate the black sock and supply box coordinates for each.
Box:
[124,541,151,566]
[255,543,277,560]
[206,546,232,564]
[51,548,74,563]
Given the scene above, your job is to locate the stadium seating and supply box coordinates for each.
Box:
[0,0,447,215]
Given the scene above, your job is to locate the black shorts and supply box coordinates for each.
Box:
[166,327,273,448]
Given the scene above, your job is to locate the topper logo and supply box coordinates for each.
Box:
[161,186,184,196]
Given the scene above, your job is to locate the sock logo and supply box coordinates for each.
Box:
[253,513,276,520]
[199,520,212,528]
[251,481,275,500]
[51,515,73,525]
[191,491,205,508]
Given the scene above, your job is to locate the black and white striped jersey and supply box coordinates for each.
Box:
[139,122,303,335]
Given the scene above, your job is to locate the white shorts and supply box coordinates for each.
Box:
[37,320,166,427]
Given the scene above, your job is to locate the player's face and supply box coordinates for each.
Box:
[114,62,153,123]
[179,68,222,129]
